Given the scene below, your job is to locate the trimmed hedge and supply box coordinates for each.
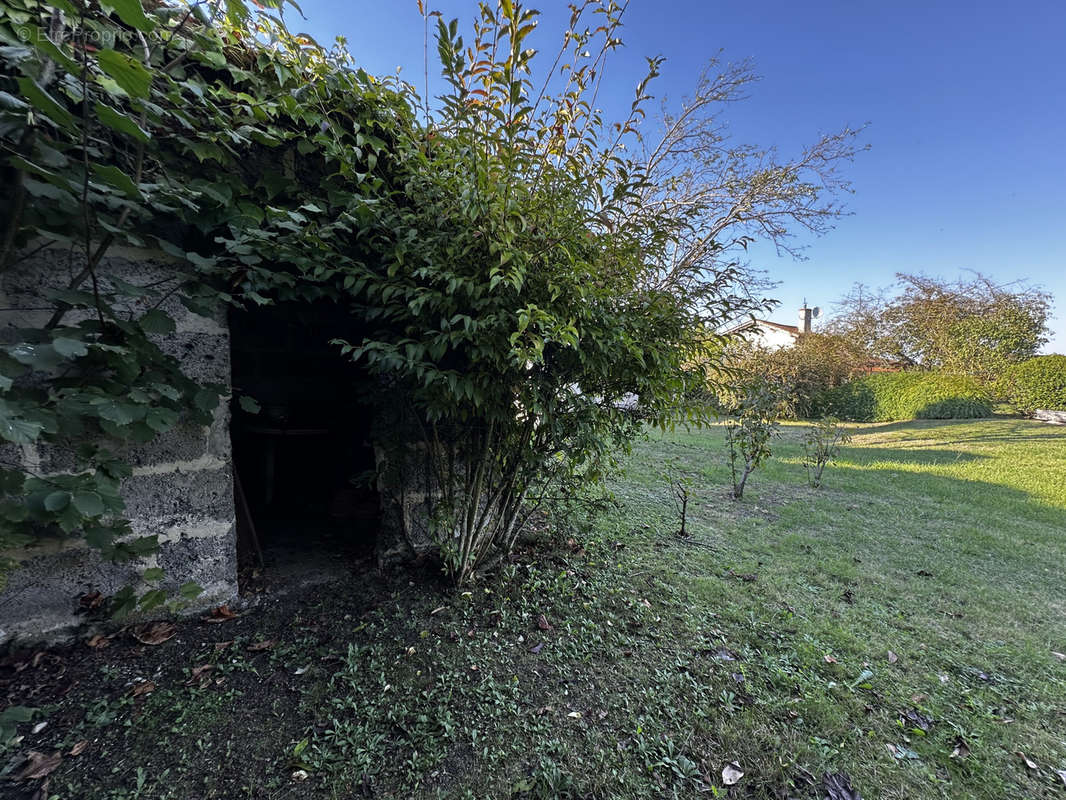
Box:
[815,372,994,422]
[998,355,1066,414]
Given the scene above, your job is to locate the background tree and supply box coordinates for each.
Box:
[633,57,868,302]
[722,332,868,417]
[828,273,1051,382]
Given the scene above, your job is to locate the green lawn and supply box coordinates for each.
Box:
[16,418,1066,799]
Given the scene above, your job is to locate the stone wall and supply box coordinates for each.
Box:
[0,244,238,646]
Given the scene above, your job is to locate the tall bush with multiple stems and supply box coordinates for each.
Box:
[1,0,862,589]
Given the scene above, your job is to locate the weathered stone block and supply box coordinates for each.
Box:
[122,466,234,524]
[0,245,240,646]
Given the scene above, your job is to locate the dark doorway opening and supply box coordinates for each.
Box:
[228,302,379,590]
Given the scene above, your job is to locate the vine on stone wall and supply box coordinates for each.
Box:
[0,0,406,606]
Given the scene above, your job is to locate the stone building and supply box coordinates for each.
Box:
[0,243,410,645]
[0,245,238,644]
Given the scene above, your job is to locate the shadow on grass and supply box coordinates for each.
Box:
[791,452,1065,530]
[838,446,985,467]
[853,418,1066,444]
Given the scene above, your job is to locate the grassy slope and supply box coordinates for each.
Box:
[17,418,1066,800]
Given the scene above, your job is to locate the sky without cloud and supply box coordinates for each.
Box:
[286,0,1065,352]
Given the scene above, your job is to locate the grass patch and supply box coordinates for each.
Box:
[4,418,1065,799]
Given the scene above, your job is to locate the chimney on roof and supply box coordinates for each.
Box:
[798,302,820,334]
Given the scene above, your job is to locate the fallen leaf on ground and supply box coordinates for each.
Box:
[132,621,177,646]
[1018,752,1038,770]
[824,654,839,664]
[86,634,110,649]
[79,591,103,610]
[721,762,744,786]
[887,650,898,663]
[17,751,62,780]
[900,709,932,731]
[246,639,276,652]
[186,664,214,686]
[128,680,157,698]
[203,605,238,623]
[536,614,552,631]
[822,772,861,800]
[68,741,88,756]
[950,736,970,759]
[213,640,234,651]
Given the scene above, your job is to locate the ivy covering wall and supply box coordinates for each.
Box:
[1,0,759,592]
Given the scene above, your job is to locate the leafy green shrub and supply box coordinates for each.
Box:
[803,417,851,488]
[998,355,1066,414]
[725,381,781,498]
[815,372,993,422]
[722,333,868,418]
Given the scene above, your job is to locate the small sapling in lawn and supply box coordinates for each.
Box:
[725,381,782,499]
[803,416,851,488]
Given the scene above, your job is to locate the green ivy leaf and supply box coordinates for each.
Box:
[105,0,156,33]
[52,337,89,358]
[138,589,167,611]
[127,536,158,556]
[91,162,142,198]
[96,49,152,100]
[110,586,137,618]
[138,310,175,334]
[145,407,179,433]
[142,567,165,582]
[179,581,203,599]
[43,491,71,512]
[72,491,105,517]
[84,525,117,552]
[16,77,74,130]
[94,399,146,426]
[0,91,30,114]
[238,395,261,414]
[8,343,64,370]
[151,383,182,401]
[12,22,79,73]
[193,388,220,415]
[94,102,150,143]
[0,414,44,444]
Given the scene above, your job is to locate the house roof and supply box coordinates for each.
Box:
[723,318,800,336]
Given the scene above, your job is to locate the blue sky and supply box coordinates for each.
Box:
[287,0,1066,351]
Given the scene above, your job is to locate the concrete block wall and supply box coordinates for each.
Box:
[0,244,239,645]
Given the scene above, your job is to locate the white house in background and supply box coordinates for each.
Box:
[725,304,820,350]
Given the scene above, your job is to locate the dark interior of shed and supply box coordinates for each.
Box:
[227,302,379,583]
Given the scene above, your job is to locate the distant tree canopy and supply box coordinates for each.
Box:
[827,273,1051,382]
[720,333,867,418]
